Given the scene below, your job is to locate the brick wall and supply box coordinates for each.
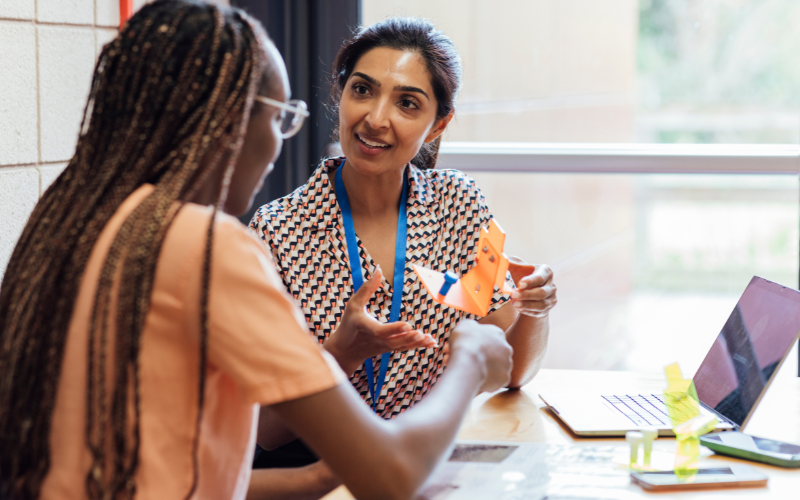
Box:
[0,0,226,281]
[0,0,125,280]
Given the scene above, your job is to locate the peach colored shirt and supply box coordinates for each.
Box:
[41,184,345,500]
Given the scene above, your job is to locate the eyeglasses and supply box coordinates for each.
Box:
[255,96,310,139]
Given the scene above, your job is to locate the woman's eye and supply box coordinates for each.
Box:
[400,98,419,110]
[353,83,370,96]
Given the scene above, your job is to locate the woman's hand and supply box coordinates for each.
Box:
[508,257,557,318]
[324,266,436,376]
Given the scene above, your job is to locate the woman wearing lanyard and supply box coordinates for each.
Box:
[250,16,557,454]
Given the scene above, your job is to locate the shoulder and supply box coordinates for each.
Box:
[418,167,483,202]
[249,158,339,235]
[175,203,262,252]
[250,187,305,233]
[413,167,486,214]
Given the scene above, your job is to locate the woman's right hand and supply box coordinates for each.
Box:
[324,266,437,376]
[448,319,513,393]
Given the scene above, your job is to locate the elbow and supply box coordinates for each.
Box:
[383,467,419,500]
[373,462,421,500]
[506,378,527,390]
[257,441,279,452]
[349,450,424,500]
[506,362,542,390]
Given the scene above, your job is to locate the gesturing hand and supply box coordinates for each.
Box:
[508,256,557,318]
[324,266,437,376]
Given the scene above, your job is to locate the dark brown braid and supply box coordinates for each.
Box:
[0,1,269,498]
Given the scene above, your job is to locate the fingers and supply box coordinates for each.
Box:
[512,296,558,317]
[349,266,383,309]
[516,264,553,290]
[389,337,437,352]
[507,256,535,286]
[386,330,437,351]
[373,320,414,339]
[511,269,557,317]
[511,281,556,302]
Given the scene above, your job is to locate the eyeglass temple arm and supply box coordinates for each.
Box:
[255,96,310,117]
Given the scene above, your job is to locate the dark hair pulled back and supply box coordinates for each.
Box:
[331,17,462,170]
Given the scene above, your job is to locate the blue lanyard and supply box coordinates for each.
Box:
[335,160,408,413]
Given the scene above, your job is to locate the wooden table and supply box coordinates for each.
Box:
[323,367,800,499]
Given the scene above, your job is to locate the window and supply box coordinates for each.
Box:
[363,0,800,144]
[362,1,800,375]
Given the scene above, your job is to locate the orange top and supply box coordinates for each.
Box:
[41,184,345,499]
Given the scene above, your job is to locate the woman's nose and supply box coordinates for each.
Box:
[364,97,391,130]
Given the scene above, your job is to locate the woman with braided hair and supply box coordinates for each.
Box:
[0,1,513,499]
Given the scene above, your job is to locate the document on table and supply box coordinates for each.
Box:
[417,441,641,500]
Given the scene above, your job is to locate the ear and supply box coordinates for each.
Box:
[424,111,454,143]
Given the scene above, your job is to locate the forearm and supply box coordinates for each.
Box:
[322,343,362,377]
[386,348,486,486]
[246,463,340,500]
[272,348,486,500]
[505,312,548,388]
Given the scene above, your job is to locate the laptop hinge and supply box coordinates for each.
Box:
[699,400,739,431]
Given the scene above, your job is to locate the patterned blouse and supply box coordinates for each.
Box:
[250,157,512,418]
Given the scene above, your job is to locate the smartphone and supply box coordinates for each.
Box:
[700,432,800,468]
[631,465,768,491]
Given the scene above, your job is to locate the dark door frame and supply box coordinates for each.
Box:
[232,0,360,225]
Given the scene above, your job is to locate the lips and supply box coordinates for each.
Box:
[353,132,390,157]
[356,132,390,149]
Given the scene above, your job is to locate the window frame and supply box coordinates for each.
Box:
[438,142,800,175]
[439,141,800,375]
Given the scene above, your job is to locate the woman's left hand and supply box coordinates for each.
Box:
[509,259,557,318]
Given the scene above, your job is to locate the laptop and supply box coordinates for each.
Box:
[539,276,800,437]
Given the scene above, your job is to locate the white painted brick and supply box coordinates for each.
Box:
[0,0,35,20]
[0,167,39,281]
[96,28,118,59]
[38,26,95,163]
[37,162,67,196]
[132,0,150,15]
[126,0,228,20]
[96,0,119,27]
[37,0,94,25]
[0,22,37,166]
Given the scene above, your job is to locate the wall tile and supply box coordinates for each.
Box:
[132,0,150,15]
[0,0,35,20]
[0,22,37,166]
[37,0,94,25]
[37,162,67,196]
[96,0,119,27]
[96,28,118,59]
[38,26,95,163]
[0,168,39,280]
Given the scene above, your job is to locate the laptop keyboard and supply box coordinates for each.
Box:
[601,394,678,427]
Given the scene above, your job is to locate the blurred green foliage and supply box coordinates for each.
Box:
[637,0,800,143]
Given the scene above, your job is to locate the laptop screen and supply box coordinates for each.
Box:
[694,277,800,427]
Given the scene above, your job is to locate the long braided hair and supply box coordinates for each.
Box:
[0,1,269,498]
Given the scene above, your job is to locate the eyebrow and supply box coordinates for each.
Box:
[352,72,430,101]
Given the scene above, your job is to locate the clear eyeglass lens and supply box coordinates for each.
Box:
[280,100,307,138]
